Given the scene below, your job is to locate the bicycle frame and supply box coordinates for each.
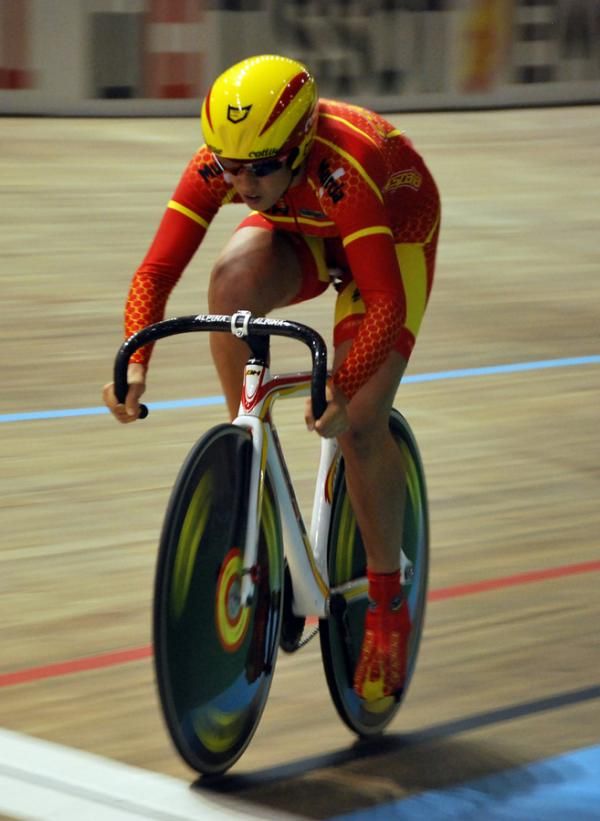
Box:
[233,365,338,619]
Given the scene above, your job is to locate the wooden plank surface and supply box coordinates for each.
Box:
[1,106,599,819]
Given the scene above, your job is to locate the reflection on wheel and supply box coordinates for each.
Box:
[319,409,429,736]
[153,424,283,775]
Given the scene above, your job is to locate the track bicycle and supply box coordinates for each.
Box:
[113,310,429,776]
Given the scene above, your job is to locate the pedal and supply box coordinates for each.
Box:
[328,592,347,619]
[328,592,358,682]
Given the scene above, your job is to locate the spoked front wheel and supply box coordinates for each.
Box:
[319,409,429,736]
[153,424,283,775]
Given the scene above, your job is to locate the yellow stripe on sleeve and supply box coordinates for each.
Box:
[314,136,384,204]
[167,200,209,230]
[397,243,428,339]
[319,113,379,148]
[342,225,393,247]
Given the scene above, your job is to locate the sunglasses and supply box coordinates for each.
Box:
[214,153,287,178]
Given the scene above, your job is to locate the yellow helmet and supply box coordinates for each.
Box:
[201,54,317,171]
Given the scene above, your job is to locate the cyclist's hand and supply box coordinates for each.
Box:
[305,382,350,439]
[103,363,146,424]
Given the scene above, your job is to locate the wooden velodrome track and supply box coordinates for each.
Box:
[1,105,599,819]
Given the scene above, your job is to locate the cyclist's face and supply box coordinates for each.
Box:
[215,155,294,211]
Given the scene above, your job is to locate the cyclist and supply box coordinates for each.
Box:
[103,54,441,703]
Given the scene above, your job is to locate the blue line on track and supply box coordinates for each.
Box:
[329,743,600,820]
[0,395,225,424]
[404,354,600,384]
[2,354,599,424]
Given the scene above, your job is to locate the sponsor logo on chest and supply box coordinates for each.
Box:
[318,159,345,203]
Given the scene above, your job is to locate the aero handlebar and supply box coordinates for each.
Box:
[113,312,329,420]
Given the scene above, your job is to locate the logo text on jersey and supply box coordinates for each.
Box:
[227,104,252,124]
[318,160,345,203]
[384,167,422,192]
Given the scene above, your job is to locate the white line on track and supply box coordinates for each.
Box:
[0,728,301,821]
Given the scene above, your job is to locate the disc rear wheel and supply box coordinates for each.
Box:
[319,410,429,736]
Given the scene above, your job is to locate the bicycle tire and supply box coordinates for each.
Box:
[319,409,429,736]
[153,424,283,775]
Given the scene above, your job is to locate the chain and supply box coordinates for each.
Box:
[297,624,319,649]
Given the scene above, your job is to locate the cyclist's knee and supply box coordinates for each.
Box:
[208,236,302,314]
[208,256,251,313]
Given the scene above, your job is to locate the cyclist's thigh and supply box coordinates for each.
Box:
[210,226,299,312]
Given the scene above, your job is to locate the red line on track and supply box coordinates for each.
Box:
[2,559,599,689]
[428,559,600,601]
[0,645,153,688]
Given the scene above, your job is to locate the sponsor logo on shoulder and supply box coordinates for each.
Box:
[384,167,422,192]
[197,160,224,183]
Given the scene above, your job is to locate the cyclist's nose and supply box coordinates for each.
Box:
[228,166,259,189]
[234,172,262,194]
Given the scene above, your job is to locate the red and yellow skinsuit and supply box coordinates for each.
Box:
[125,100,441,399]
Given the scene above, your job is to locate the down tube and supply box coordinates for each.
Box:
[265,425,329,618]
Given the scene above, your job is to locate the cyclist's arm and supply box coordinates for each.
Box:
[304,228,405,437]
[309,142,407,402]
[126,150,225,368]
[125,206,208,368]
[105,149,224,421]
[333,229,406,400]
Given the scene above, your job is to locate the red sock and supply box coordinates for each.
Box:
[367,568,402,611]
[354,567,411,700]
